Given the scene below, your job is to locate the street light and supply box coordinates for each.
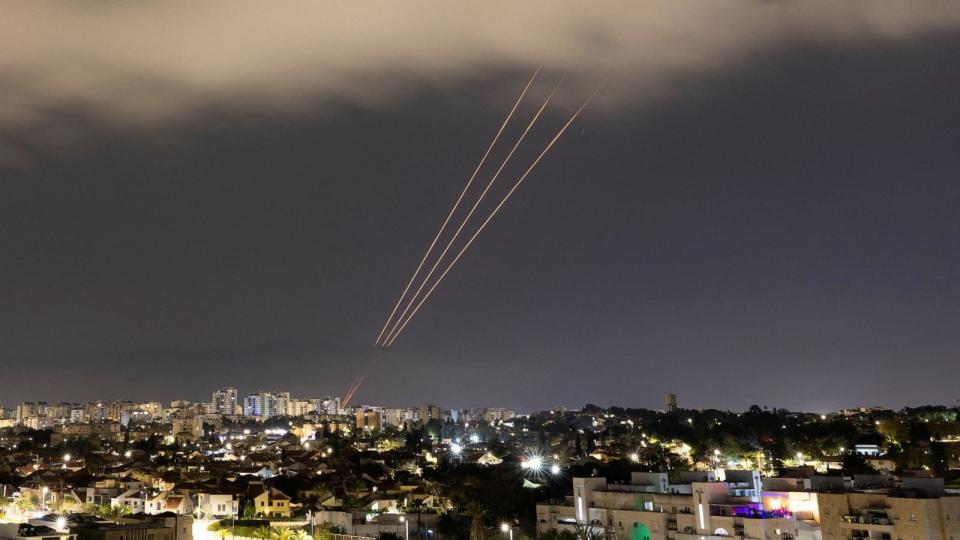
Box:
[400,516,409,540]
[41,486,49,511]
[500,523,513,540]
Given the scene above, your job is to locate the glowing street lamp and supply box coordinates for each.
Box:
[399,516,409,540]
[629,453,640,463]
[450,443,463,456]
[500,523,513,540]
[550,463,561,476]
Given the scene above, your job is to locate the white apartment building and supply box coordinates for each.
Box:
[538,471,803,540]
[763,474,960,540]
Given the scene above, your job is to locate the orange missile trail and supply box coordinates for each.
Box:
[343,374,365,406]
[345,375,363,405]
[342,376,361,405]
[385,86,603,346]
[381,78,565,346]
[373,66,542,346]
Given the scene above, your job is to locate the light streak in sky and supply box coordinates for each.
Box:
[373,66,542,346]
[384,85,602,346]
[381,77,564,346]
[348,74,600,405]
[342,375,364,406]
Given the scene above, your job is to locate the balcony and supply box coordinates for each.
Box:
[839,515,894,534]
[845,532,891,540]
[709,503,792,520]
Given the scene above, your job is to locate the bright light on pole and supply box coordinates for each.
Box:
[500,522,512,540]
[629,453,639,463]
[550,463,561,476]
[450,443,463,456]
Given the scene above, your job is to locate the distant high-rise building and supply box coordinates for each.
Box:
[15,402,39,424]
[244,392,277,417]
[212,387,239,415]
[274,392,291,417]
[356,408,382,431]
[322,397,342,416]
[419,404,446,423]
[482,407,514,423]
[665,393,677,412]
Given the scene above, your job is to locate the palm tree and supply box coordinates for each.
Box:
[102,505,131,524]
[462,501,489,540]
[572,523,606,540]
[290,530,309,540]
[271,528,295,540]
[253,526,274,540]
[216,528,231,540]
[16,497,36,515]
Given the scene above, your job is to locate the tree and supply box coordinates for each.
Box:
[571,524,606,540]
[841,453,875,475]
[463,501,489,540]
[927,441,949,476]
[16,497,36,515]
[314,524,335,540]
[253,526,274,540]
[271,528,296,540]
[242,502,256,520]
[216,529,231,540]
[100,504,131,523]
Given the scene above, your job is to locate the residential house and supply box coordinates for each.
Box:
[194,492,238,520]
[247,482,291,518]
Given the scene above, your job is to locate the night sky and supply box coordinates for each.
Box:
[2,2,959,412]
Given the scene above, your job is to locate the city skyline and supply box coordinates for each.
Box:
[3,2,960,412]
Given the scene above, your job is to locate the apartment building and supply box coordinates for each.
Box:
[538,471,805,540]
[765,474,960,540]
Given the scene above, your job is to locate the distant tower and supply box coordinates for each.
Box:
[665,393,677,412]
[212,387,238,416]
